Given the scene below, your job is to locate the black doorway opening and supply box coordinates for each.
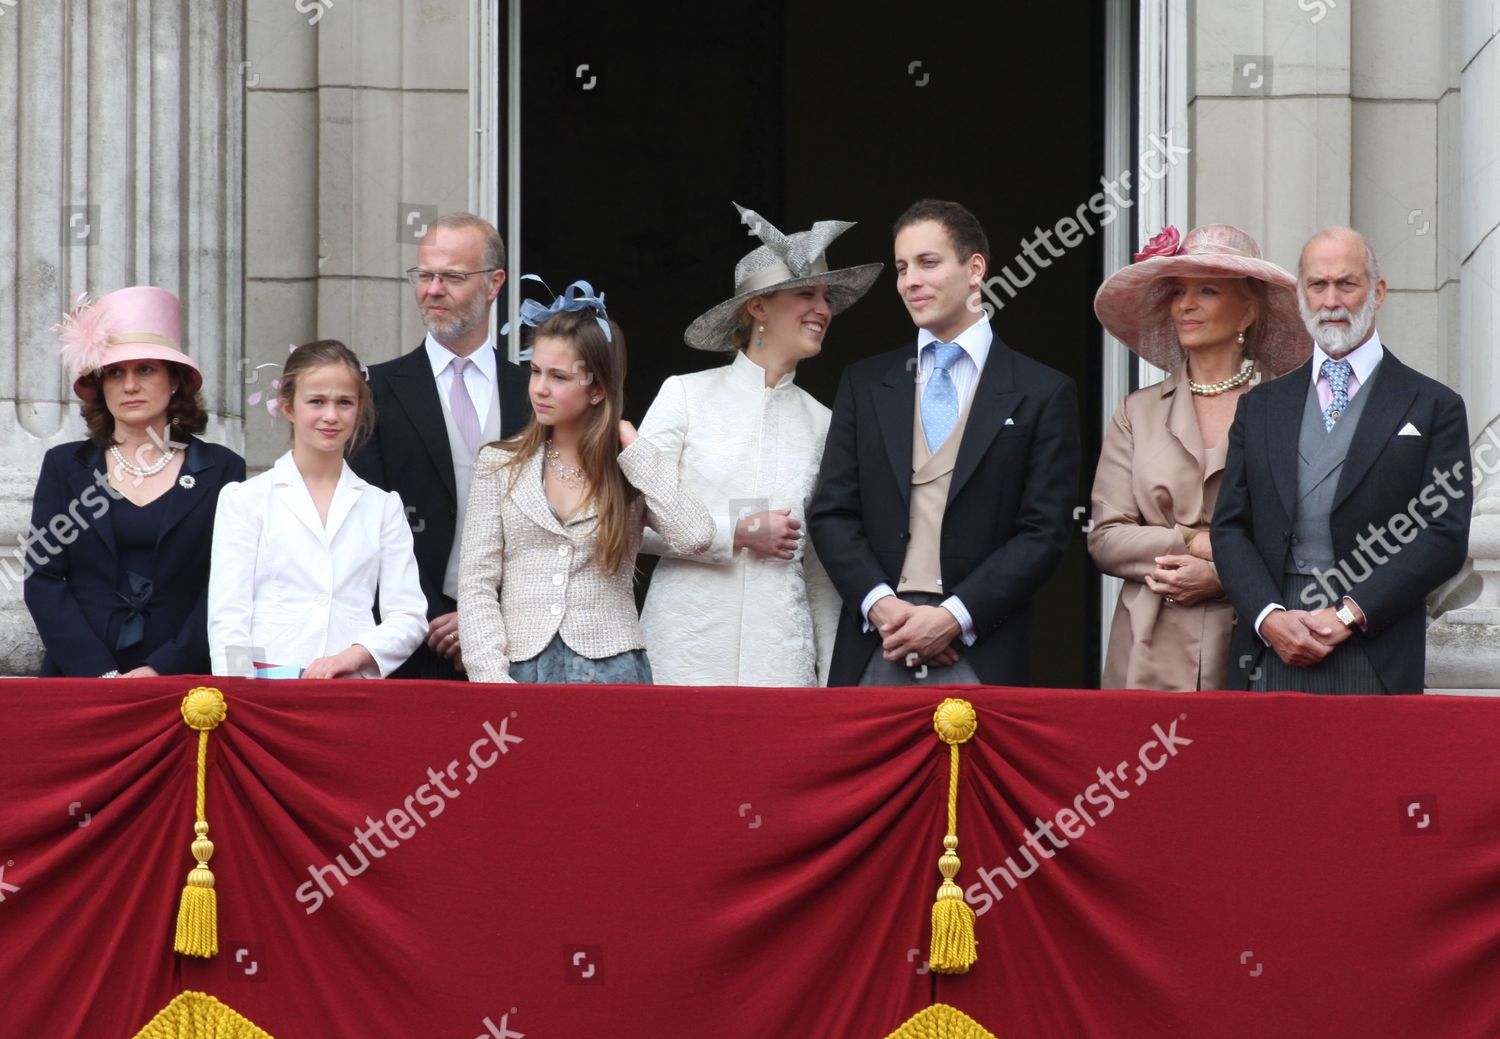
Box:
[508,2,1105,688]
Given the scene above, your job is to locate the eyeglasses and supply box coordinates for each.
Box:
[405,267,500,288]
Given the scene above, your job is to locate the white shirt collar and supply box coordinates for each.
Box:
[424,333,497,382]
[916,315,992,370]
[1310,327,1383,387]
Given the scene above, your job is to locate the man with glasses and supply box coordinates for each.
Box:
[351,212,531,679]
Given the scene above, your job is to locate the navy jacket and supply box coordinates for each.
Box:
[23,437,245,676]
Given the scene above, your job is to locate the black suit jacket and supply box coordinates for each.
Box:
[23,437,245,676]
[1211,346,1471,694]
[350,341,531,618]
[808,332,1080,686]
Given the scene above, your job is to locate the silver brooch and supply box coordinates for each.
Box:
[178,474,196,489]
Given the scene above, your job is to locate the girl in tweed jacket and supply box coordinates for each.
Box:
[457,299,713,684]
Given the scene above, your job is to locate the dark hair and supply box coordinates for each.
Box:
[277,340,376,455]
[498,308,637,574]
[426,212,506,272]
[893,199,991,268]
[79,362,208,448]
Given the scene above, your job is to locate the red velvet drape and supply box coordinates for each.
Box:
[1,680,1496,1037]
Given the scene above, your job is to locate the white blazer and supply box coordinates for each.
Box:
[208,452,427,677]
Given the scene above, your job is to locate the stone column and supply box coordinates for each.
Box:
[1425,0,1500,693]
[0,1,245,674]
[242,0,473,470]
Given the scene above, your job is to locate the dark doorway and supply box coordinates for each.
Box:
[509,3,1105,688]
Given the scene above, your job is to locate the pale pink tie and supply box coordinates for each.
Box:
[448,356,482,455]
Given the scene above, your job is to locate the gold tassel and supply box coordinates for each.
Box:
[133,990,273,1038]
[882,1003,999,1039]
[928,698,978,974]
[173,687,227,958]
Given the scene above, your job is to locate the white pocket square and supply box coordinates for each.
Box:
[1397,422,1422,437]
[1003,417,1015,426]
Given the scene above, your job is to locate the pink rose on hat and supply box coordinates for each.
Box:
[1133,226,1182,262]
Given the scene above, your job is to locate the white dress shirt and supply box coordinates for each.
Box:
[208,453,428,676]
[860,315,994,644]
[425,333,497,429]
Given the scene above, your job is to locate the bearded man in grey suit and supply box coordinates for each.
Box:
[1212,227,1471,694]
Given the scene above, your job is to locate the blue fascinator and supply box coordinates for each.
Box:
[500,275,613,343]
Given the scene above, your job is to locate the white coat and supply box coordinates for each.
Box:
[207,452,427,677]
[637,351,840,686]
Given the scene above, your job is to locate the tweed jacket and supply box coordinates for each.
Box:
[457,438,714,683]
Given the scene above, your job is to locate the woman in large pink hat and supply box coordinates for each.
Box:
[22,286,245,676]
[1089,225,1309,691]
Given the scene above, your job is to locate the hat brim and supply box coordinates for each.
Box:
[684,263,884,352]
[1093,254,1311,376]
[73,340,203,402]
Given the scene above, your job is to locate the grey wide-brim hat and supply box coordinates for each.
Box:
[684,203,884,352]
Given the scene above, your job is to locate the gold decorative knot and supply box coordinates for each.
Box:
[181,687,227,731]
[933,698,977,745]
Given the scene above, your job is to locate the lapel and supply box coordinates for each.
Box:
[68,442,116,559]
[1162,367,1205,473]
[324,461,366,542]
[271,453,336,545]
[387,342,458,504]
[949,337,1023,503]
[506,449,570,539]
[1265,359,1310,517]
[1333,350,1416,510]
[151,438,216,553]
[875,352,917,508]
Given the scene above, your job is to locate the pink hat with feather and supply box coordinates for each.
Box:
[54,286,202,401]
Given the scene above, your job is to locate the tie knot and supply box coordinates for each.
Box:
[929,342,964,373]
[451,356,471,375]
[1320,358,1351,384]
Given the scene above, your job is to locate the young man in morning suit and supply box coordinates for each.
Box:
[1212,227,1471,694]
[350,213,531,679]
[809,199,1081,686]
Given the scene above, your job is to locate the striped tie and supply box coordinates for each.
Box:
[449,356,482,454]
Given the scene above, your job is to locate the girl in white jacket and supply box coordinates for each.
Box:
[208,340,427,678]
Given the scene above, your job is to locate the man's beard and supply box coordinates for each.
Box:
[1299,289,1376,357]
[421,293,487,345]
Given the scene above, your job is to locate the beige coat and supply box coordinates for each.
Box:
[1088,366,1248,691]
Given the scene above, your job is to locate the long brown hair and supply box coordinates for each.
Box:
[498,309,638,574]
[277,340,377,455]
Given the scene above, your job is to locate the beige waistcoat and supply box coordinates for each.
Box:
[898,381,977,595]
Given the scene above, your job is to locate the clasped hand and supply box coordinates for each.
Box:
[870,597,961,667]
[1261,606,1353,667]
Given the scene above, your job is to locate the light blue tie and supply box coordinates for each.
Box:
[922,342,965,453]
[1321,358,1352,432]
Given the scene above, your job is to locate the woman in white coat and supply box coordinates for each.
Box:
[209,340,427,678]
[638,205,882,686]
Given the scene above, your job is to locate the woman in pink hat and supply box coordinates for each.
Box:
[1089,226,1309,691]
[23,286,246,676]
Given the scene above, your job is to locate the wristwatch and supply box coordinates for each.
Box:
[1335,600,1359,629]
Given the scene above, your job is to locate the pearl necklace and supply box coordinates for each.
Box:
[109,442,177,478]
[1188,358,1254,396]
[544,446,587,485]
